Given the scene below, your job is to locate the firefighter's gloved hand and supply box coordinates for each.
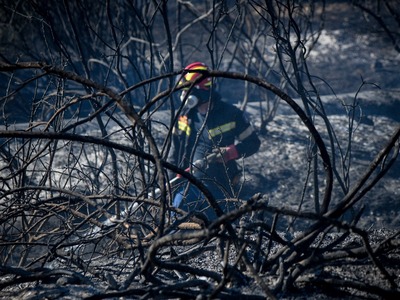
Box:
[209,144,239,163]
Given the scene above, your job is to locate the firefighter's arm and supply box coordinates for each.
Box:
[210,126,260,163]
[234,124,261,158]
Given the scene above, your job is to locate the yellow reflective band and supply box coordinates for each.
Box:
[238,125,254,141]
[208,122,236,138]
[178,116,191,136]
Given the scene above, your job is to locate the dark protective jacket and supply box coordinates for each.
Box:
[169,96,261,197]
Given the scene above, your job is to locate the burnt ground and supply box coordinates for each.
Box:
[1,82,399,299]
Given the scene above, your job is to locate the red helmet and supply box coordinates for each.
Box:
[179,62,212,90]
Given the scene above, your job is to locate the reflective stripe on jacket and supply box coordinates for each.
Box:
[170,98,261,174]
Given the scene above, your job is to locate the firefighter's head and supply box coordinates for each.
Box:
[178,62,214,110]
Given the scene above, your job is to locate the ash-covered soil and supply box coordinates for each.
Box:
[1,228,399,299]
[243,88,400,231]
[2,90,398,300]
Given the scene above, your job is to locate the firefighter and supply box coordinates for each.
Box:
[169,62,261,220]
